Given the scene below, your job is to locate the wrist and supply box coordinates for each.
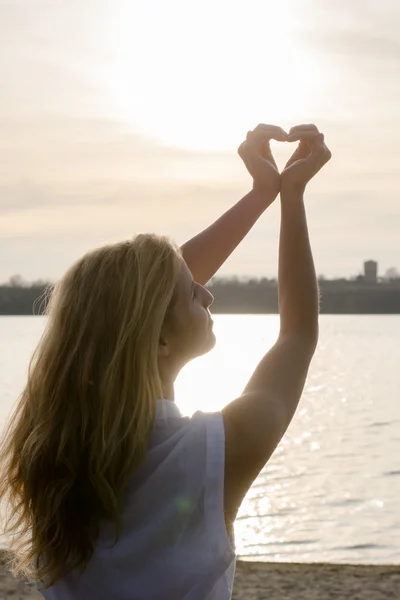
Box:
[280,181,306,198]
[251,182,279,206]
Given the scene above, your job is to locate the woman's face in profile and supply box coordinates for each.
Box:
[161,258,216,366]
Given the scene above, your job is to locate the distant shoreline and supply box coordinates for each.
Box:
[1,280,400,315]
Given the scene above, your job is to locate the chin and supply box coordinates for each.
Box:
[205,330,217,351]
[194,331,216,359]
[184,329,216,363]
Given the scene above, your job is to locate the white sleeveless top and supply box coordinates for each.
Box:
[38,399,236,599]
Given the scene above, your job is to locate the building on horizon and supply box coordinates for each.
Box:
[364,260,378,284]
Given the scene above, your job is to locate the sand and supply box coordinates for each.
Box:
[0,552,399,599]
[232,561,400,600]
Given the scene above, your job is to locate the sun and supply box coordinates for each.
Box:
[106,0,322,152]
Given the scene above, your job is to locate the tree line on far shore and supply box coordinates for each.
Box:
[1,272,400,316]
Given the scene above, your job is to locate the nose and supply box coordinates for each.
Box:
[204,287,214,307]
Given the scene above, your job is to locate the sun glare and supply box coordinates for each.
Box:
[107,0,322,151]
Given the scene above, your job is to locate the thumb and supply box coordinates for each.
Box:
[263,139,278,170]
[285,140,308,168]
[304,133,327,173]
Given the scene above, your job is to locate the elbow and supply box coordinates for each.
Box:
[301,329,319,356]
[303,325,320,352]
[309,320,320,347]
[279,325,319,355]
[280,321,319,345]
[308,328,319,354]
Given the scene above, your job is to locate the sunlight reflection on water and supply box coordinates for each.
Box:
[1,315,399,564]
[176,315,400,564]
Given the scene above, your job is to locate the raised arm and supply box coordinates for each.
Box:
[180,125,287,285]
[222,125,332,524]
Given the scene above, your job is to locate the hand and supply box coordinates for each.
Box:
[281,124,332,194]
[238,124,287,198]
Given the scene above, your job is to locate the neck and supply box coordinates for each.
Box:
[161,379,175,401]
[159,356,184,402]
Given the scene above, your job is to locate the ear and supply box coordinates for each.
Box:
[158,334,171,358]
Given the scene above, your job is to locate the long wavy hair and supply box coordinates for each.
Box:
[0,233,182,589]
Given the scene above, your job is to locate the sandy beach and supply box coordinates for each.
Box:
[0,552,399,600]
[232,561,400,599]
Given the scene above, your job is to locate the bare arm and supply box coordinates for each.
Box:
[180,189,275,285]
[222,126,332,522]
[180,125,287,285]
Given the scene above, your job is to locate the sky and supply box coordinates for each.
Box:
[0,0,399,283]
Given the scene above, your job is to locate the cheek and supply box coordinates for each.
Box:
[181,307,208,344]
[171,303,210,353]
[192,303,209,328]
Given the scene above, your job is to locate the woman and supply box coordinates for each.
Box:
[0,124,331,599]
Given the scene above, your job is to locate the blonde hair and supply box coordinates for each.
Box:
[0,233,182,588]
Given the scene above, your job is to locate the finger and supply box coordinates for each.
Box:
[284,140,309,168]
[305,134,331,172]
[263,140,278,169]
[238,140,279,169]
[240,130,282,162]
[237,140,250,159]
[289,124,319,134]
[252,124,288,142]
[287,130,321,142]
[238,139,260,163]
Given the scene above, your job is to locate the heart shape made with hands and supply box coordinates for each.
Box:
[245,123,325,171]
[269,138,297,172]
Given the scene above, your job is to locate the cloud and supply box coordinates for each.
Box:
[0,0,399,282]
[301,29,400,61]
[292,0,400,64]
[0,114,242,186]
[0,174,397,283]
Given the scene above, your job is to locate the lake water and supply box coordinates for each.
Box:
[0,315,399,565]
